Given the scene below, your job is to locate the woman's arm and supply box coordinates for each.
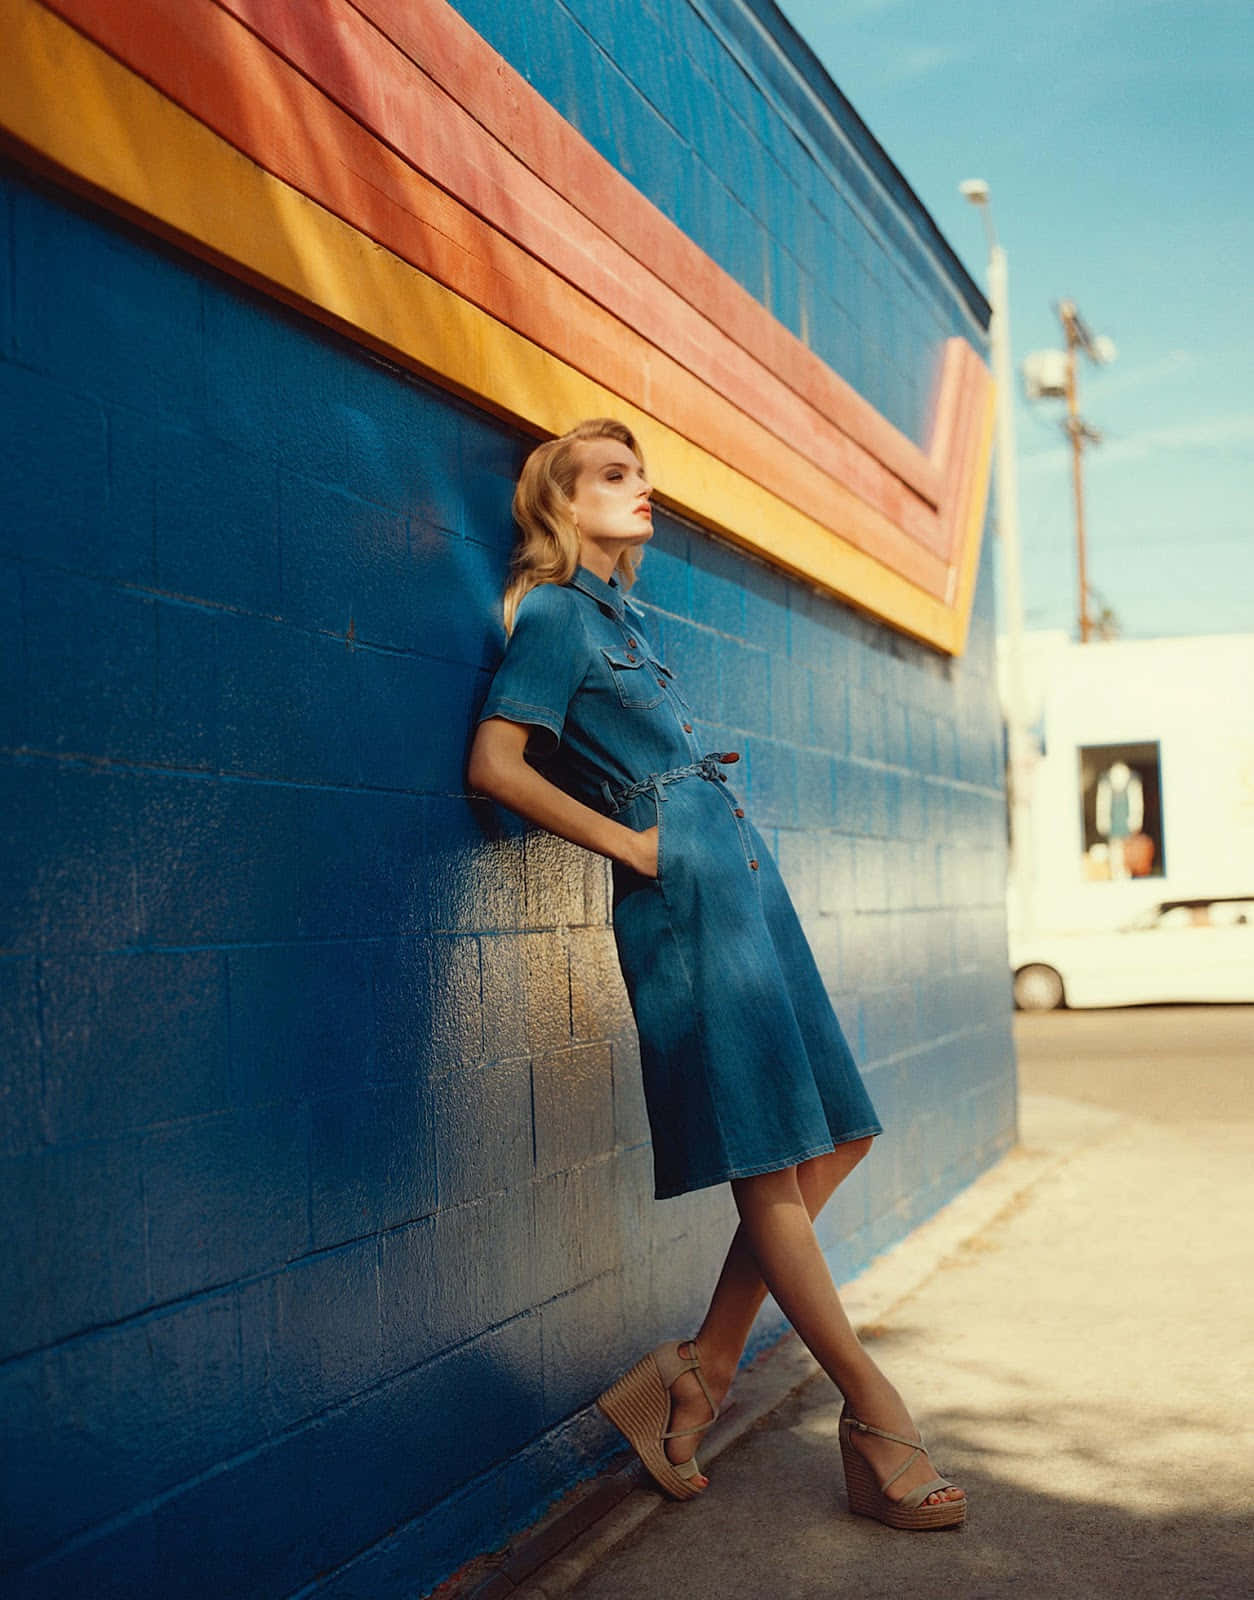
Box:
[468,716,658,877]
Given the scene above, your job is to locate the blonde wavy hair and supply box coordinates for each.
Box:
[504,418,645,632]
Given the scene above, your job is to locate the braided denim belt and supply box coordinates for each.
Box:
[601,751,740,813]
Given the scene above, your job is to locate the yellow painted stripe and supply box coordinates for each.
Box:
[0,0,988,652]
[944,382,997,654]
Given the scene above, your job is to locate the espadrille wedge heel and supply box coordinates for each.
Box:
[838,1404,966,1530]
[597,1339,719,1500]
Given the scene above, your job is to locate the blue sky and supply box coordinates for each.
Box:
[775,0,1254,640]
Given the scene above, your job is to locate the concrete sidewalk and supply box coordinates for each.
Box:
[503,1085,1253,1600]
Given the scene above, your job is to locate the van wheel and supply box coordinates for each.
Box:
[1013,964,1065,1012]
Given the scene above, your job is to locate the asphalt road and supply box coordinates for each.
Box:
[1014,1003,1254,1124]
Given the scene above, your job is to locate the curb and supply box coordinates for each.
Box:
[459,1094,1123,1600]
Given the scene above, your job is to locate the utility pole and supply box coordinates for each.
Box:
[1058,300,1107,644]
[1025,303,1115,644]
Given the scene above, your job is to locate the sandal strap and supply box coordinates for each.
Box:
[843,1414,926,1453]
[897,1476,957,1511]
[656,1339,720,1440]
[845,1409,947,1495]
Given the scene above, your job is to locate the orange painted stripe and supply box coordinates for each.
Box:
[938,345,986,572]
[42,0,952,595]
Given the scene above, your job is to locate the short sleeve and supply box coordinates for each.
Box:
[477,584,588,755]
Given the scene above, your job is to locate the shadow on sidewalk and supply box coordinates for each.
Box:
[560,1375,1252,1600]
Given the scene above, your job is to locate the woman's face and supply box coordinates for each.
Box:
[567,438,652,576]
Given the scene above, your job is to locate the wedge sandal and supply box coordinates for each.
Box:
[597,1339,719,1500]
[838,1404,966,1530]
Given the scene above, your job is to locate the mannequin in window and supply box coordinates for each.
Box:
[1095,760,1144,880]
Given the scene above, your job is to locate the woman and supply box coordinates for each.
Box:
[467,419,965,1530]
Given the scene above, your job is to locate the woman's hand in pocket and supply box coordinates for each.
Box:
[621,824,659,879]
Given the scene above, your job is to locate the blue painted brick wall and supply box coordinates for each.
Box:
[1,4,1012,1593]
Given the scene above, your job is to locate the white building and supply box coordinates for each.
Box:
[1002,631,1254,933]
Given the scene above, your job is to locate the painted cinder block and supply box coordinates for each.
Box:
[378,1191,536,1380]
[239,1242,382,1433]
[861,983,920,1066]
[294,1317,546,1583]
[769,656,813,748]
[13,185,205,425]
[310,1084,436,1247]
[459,435,527,550]
[410,521,507,671]
[568,923,633,1044]
[6,1292,244,1569]
[0,957,41,1159]
[519,928,574,1053]
[539,1271,631,1429]
[296,786,428,942]
[660,615,723,726]
[743,735,799,828]
[524,829,590,929]
[532,1041,614,1178]
[214,613,363,786]
[0,759,137,954]
[151,600,220,771]
[131,773,304,947]
[0,559,23,750]
[373,933,477,1080]
[430,1054,534,1207]
[278,473,413,644]
[425,796,526,935]
[22,571,155,761]
[688,535,749,638]
[229,942,374,1105]
[39,949,229,1142]
[633,522,692,618]
[202,285,349,488]
[532,1160,624,1303]
[142,1103,311,1304]
[153,427,280,615]
[151,1420,322,1600]
[6,1509,158,1600]
[0,363,109,570]
[0,1138,148,1360]
[719,637,770,737]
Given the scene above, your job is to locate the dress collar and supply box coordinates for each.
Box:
[569,564,642,620]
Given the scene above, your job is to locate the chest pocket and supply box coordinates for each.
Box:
[601,647,667,709]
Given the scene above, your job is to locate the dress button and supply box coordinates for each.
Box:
[748,859,759,870]
[627,638,637,647]
[734,808,745,818]
[683,723,693,733]
[657,677,666,687]
[627,653,637,662]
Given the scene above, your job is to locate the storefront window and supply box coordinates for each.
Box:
[1078,742,1165,880]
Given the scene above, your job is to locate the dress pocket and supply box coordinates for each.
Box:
[600,647,665,709]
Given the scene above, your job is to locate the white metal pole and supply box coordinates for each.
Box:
[986,243,1036,936]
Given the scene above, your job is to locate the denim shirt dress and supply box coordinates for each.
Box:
[478,566,881,1199]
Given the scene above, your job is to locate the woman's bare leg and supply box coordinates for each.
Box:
[663,1139,869,1486]
[732,1164,962,1505]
